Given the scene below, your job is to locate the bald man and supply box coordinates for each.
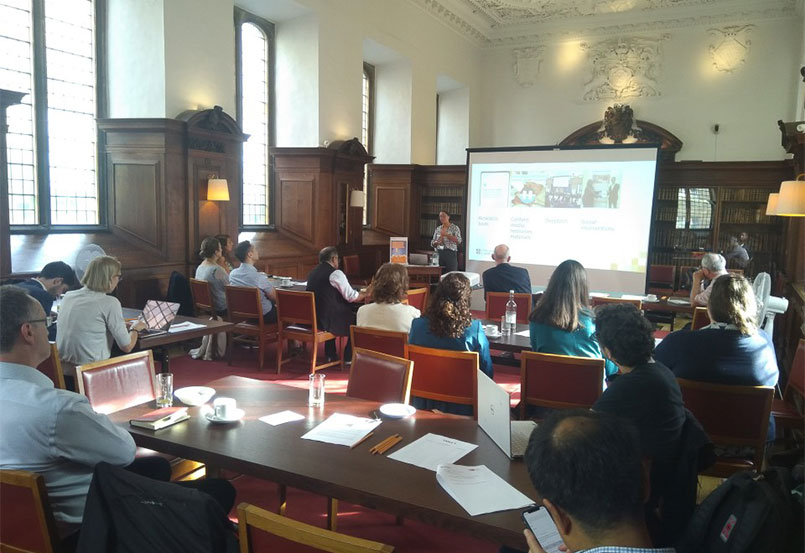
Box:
[481,244,531,299]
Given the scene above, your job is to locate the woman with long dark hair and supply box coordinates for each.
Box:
[529,259,616,377]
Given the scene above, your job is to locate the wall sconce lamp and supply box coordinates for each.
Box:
[765,193,779,216]
[206,175,230,201]
[774,176,805,217]
[349,189,366,208]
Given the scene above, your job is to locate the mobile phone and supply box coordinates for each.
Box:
[521,505,563,553]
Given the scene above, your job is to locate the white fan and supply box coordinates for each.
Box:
[752,272,788,336]
[74,244,106,281]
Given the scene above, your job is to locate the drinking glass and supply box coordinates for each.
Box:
[155,373,174,408]
[308,373,326,407]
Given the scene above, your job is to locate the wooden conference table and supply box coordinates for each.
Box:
[111,376,534,550]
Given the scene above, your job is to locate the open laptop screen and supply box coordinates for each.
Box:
[141,300,180,331]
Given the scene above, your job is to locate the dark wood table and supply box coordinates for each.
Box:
[405,264,443,285]
[111,376,534,550]
[482,320,531,354]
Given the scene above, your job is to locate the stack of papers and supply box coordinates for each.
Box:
[301,413,381,447]
[436,464,534,516]
[130,407,189,430]
[387,433,477,471]
[168,321,206,333]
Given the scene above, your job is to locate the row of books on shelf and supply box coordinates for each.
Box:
[720,188,770,202]
[656,188,679,201]
[652,229,712,249]
[717,233,776,253]
[649,252,701,266]
[421,201,464,217]
[720,206,774,225]
[422,185,464,197]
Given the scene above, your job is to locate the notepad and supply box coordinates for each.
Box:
[130,407,190,430]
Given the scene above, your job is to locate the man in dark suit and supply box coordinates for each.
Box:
[15,261,78,340]
[481,244,531,299]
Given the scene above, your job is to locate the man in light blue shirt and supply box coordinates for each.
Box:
[229,240,277,323]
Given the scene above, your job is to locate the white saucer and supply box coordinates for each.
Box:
[642,298,660,303]
[483,325,502,338]
[379,403,416,419]
[204,408,245,424]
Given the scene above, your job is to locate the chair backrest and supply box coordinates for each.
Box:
[350,325,408,358]
[785,338,805,397]
[691,306,710,330]
[404,286,428,312]
[36,342,66,390]
[727,268,744,275]
[237,503,394,553]
[189,278,214,316]
[648,264,676,289]
[591,296,642,310]
[225,285,263,322]
[0,470,61,553]
[347,348,413,404]
[76,350,156,415]
[485,292,532,323]
[677,265,698,291]
[407,345,478,417]
[520,351,604,416]
[275,290,318,330]
[677,378,773,467]
[342,255,361,279]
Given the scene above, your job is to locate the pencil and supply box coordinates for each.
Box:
[351,431,374,449]
[377,435,403,455]
[370,434,399,454]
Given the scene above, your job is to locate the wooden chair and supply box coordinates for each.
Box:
[342,254,369,285]
[771,339,805,435]
[350,325,408,358]
[237,503,394,553]
[276,290,342,374]
[520,351,605,420]
[647,264,676,294]
[407,345,479,418]
[225,285,279,371]
[36,342,66,390]
[347,348,413,404]
[677,378,774,478]
[0,470,62,553]
[404,286,428,312]
[691,306,711,330]
[485,292,532,324]
[727,268,744,275]
[674,265,698,296]
[76,350,156,415]
[189,277,215,317]
[591,296,642,311]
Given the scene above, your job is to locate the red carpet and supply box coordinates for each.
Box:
[169,341,520,553]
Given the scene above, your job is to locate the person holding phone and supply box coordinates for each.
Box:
[521,410,672,553]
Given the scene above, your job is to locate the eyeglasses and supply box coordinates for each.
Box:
[27,316,54,328]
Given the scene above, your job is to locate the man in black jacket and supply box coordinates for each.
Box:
[481,244,531,299]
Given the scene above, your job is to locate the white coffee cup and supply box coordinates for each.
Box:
[646,294,658,302]
[213,397,236,419]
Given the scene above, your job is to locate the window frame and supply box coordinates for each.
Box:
[8,0,108,234]
[234,7,276,231]
[361,61,374,227]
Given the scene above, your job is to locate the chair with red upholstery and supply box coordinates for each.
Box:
[350,325,408,359]
[342,254,368,285]
[648,264,676,294]
[591,296,642,311]
[37,342,66,390]
[347,348,413,404]
[225,285,278,371]
[404,286,428,312]
[771,338,805,435]
[189,278,215,317]
[407,345,479,418]
[691,306,710,330]
[520,351,605,420]
[674,265,698,296]
[0,470,62,553]
[276,289,342,374]
[677,378,773,477]
[76,350,156,415]
[485,292,531,324]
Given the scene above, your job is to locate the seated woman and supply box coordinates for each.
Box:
[195,236,229,316]
[655,272,778,387]
[356,263,420,333]
[408,273,492,415]
[528,259,617,377]
[215,234,239,273]
[56,256,146,380]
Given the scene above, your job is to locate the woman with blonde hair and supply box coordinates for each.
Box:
[195,236,229,315]
[56,256,146,379]
[356,263,420,333]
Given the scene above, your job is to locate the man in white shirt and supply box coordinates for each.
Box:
[689,253,729,307]
[229,240,277,323]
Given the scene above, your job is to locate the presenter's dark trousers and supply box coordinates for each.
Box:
[439,249,458,273]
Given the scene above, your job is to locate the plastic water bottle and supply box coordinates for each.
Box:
[504,290,517,335]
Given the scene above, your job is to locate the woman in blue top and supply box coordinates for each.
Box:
[409,273,492,414]
[528,259,617,377]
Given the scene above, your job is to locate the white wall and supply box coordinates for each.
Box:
[437,87,470,165]
[479,17,800,161]
[374,60,413,163]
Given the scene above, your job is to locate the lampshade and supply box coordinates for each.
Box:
[349,189,366,208]
[776,180,805,217]
[765,193,779,216]
[207,178,230,201]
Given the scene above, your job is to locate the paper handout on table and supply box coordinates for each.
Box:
[620,294,646,300]
[514,329,530,337]
[168,321,206,333]
[260,410,305,426]
[436,464,534,516]
[301,413,381,447]
[590,292,609,298]
[387,433,477,471]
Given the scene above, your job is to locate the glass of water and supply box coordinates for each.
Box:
[308,373,325,407]
[155,373,174,408]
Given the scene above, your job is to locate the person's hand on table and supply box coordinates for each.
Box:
[130,320,147,332]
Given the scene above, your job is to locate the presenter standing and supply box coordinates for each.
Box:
[431,211,461,273]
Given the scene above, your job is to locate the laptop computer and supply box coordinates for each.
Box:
[138,300,180,336]
[477,369,537,459]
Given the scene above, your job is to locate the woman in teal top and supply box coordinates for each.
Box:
[528,259,617,377]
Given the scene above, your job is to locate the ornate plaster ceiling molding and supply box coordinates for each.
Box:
[512,46,546,87]
[580,35,668,101]
[707,24,754,72]
[408,0,491,45]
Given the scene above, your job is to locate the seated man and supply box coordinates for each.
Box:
[15,261,78,339]
[306,246,367,362]
[229,240,277,323]
[689,252,728,307]
[722,235,750,269]
[481,244,531,298]
[523,410,670,553]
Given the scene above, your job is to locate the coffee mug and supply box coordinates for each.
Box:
[213,397,236,419]
[646,294,658,302]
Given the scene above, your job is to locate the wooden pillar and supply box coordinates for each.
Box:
[0,89,26,277]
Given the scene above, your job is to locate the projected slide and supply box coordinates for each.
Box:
[466,147,659,294]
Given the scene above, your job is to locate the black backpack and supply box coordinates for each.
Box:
[677,468,796,553]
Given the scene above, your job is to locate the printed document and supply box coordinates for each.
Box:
[167,321,206,333]
[436,464,534,516]
[260,410,305,426]
[301,413,381,447]
[387,433,477,471]
[515,329,530,337]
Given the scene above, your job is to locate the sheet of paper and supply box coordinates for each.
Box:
[387,433,477,471]
[436,464,534,516]
[515,329,530,337]
[301,413,381,447]
[620,294,646,300]
[590,292,609,298]
[260,410,305,426]
[167,321,206,333]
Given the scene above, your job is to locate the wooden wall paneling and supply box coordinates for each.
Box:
[278,175,315,243]
[369,165,417,238]
[107,155,163,253]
